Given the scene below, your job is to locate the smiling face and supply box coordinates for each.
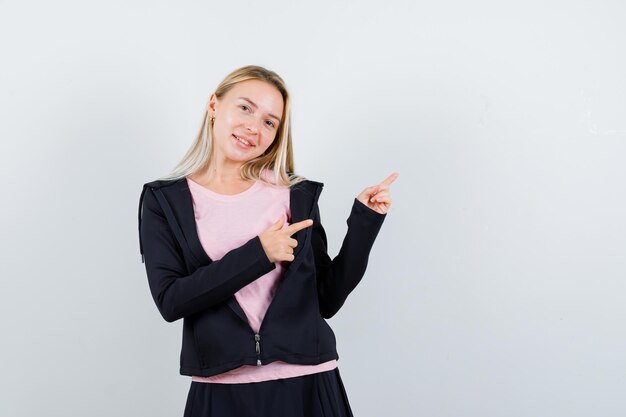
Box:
[208,79,284,168]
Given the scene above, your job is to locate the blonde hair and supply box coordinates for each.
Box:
[157,65,307,187]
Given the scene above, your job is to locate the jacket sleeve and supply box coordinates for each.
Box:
[140,187,276,323]
[312,198,387,319]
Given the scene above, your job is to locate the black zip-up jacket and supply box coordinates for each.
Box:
[137,176,386,377]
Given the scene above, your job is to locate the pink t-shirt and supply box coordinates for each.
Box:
[186,170,337,384]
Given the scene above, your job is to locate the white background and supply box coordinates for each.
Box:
[1,1,625,416]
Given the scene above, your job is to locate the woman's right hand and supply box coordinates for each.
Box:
[259,217,314,263]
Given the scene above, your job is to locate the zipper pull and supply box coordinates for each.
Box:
[255,333,261,366]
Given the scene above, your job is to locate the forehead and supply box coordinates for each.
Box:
[224,79,284,114]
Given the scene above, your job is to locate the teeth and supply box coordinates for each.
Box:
[235,135,251,146]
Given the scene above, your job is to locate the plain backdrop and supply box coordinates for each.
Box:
[1,0,625,416]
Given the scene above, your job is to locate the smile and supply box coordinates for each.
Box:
[233,134,254,147]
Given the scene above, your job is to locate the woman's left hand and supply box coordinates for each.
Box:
[356,172,399,215]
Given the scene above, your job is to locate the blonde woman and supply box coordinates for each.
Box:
[138,65,398,416]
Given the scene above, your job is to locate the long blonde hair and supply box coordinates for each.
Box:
[158,65,307,187]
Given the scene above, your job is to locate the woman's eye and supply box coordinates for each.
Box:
[240,105,249,111]
[266,121,275,128]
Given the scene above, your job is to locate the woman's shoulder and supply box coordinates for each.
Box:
[291,173,324,189]
[260,168,323,188]
[278,168,325,187]
[142,176,186,191]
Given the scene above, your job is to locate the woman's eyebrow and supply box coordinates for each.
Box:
[238,97,282,123]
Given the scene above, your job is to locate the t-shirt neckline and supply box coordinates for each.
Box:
[186,177,262,202]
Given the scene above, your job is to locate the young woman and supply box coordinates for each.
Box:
[138,65,398,416]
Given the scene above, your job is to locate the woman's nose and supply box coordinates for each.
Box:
[246,119,261,134]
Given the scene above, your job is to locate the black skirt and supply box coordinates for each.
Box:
[182,368,354,417]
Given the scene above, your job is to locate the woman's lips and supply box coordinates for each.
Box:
[232,134,254,148]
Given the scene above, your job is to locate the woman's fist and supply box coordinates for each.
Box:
[259,217,314,263]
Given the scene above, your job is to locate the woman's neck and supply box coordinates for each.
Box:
[203,153,248,182]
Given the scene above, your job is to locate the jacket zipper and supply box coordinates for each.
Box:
[256,183,323,340]
[233,183,322,367]
[255,333,261,366]
[257,183,324,341]
[253,182,325,367]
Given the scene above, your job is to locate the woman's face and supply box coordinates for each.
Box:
[209,79,284,167]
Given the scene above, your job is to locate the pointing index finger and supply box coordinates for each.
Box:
[285,219,314,236]
[380,172,399,187]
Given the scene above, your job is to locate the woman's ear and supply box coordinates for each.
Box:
[207,93,218,117]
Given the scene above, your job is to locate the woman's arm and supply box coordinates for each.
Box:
[312,198,387,319]
[140,187,276,323]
